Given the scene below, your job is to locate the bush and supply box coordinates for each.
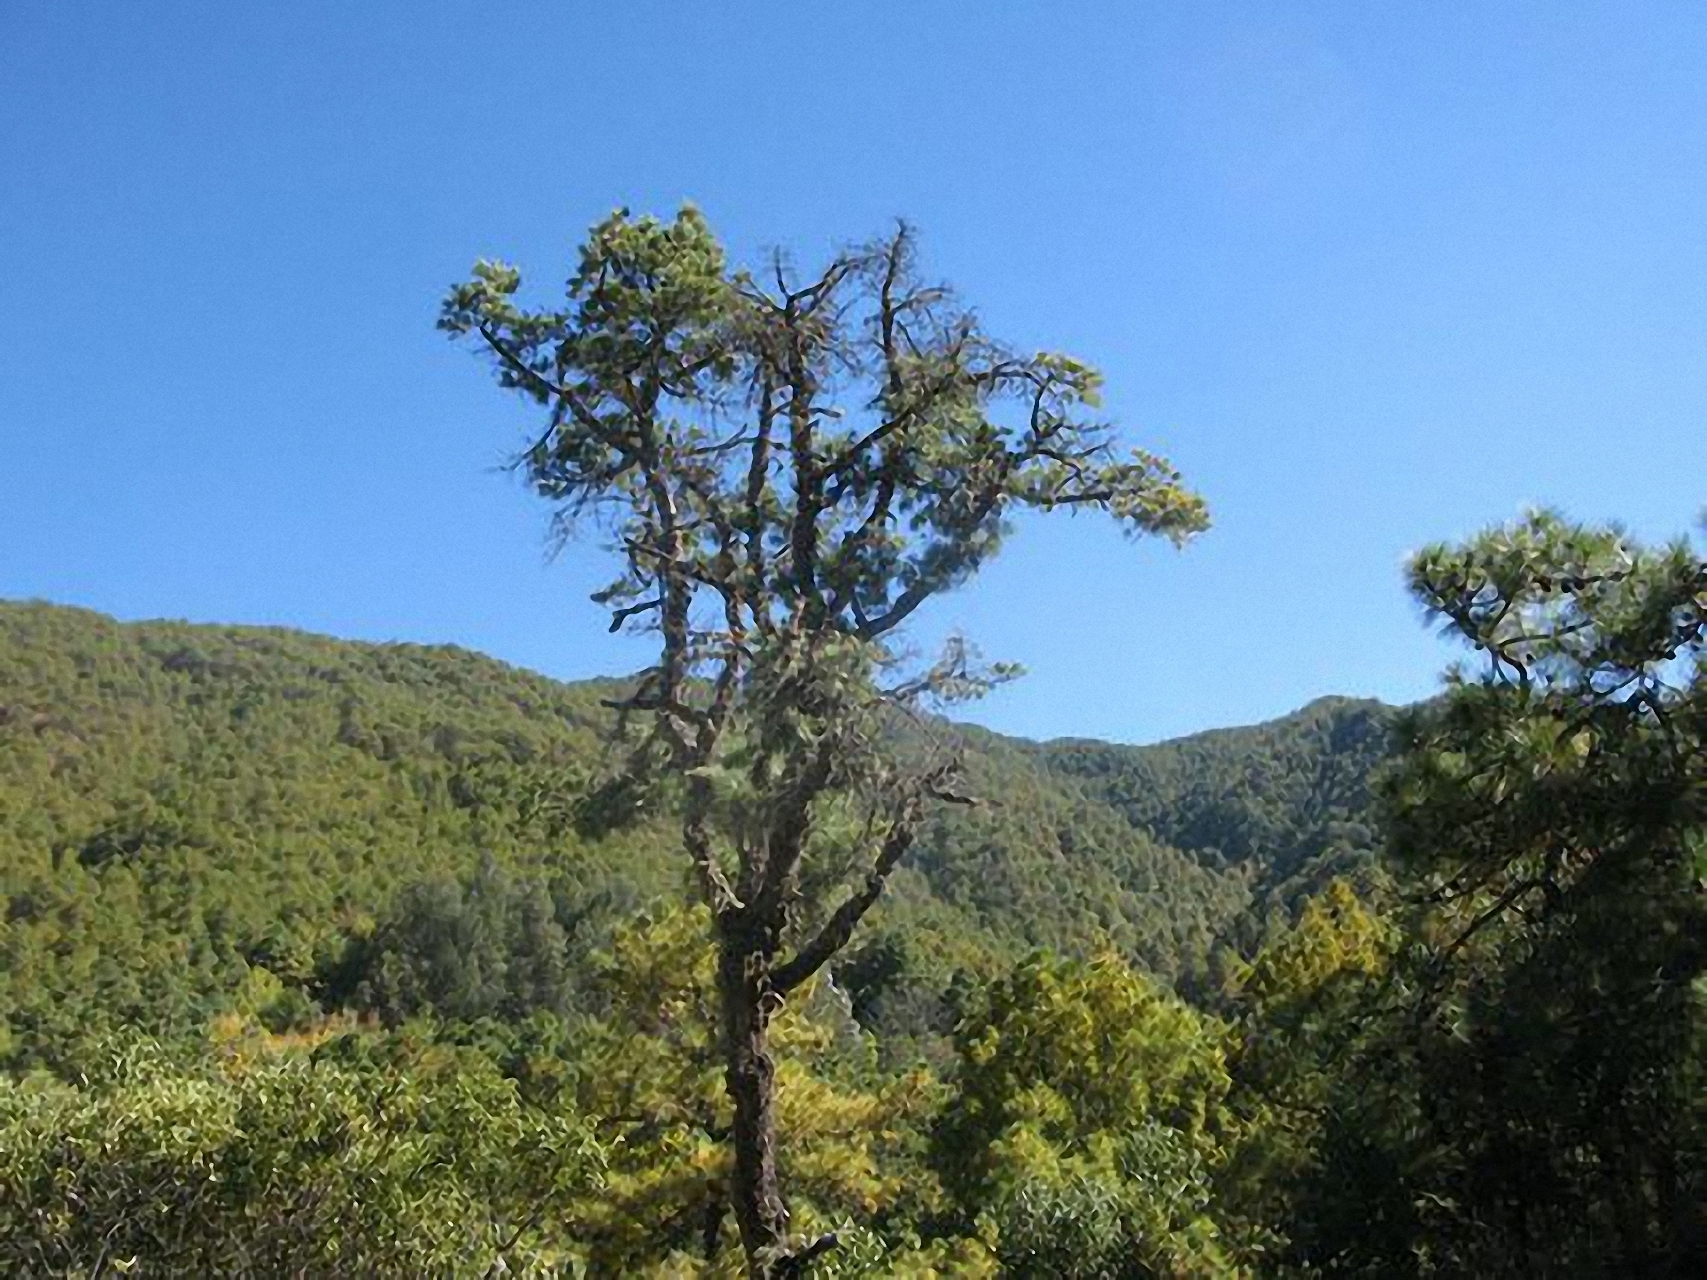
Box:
[0,1036,603,1276]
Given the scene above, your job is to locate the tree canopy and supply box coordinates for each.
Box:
[441,207,1210,1275]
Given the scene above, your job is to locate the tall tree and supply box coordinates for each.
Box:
[1293,511,1707,1275]
[441,207,1207,1276]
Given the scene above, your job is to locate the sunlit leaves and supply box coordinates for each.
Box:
[0,1035,604,1276]
[570,905,945,1273]
[936,949,1240,1272]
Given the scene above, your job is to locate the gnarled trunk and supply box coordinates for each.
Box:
[718,918,788,1279]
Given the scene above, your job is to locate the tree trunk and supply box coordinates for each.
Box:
[718,917,789,1279]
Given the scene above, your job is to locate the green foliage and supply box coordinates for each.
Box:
[327,855,577,1026]
[1286,511,1707,1276]
[991,1151,1224,1280]
[937,950,1241,1275]
[1216,880,1397,1262]
[0,600,675,1071]
[0,599,1389,1072]
[1036,697,1393,925]
[562,904,944,1273]
[15,204,1707,1277]
[439,207,1208,659]
[0,1034,603,1276]
[9,511,1704,1274]
[445,209,1216,1272]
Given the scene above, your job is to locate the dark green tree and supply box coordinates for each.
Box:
[441,207,1207,1276]
[1296,511,1707,1275]
[331,856,575,1026]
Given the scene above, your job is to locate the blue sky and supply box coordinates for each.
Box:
[4,3,1704,744]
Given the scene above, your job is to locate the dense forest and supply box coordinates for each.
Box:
[0,599,1383,1074]
[5,515,1704,1279]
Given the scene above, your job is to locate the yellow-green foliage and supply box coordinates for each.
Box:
[4,515,1703,1275]
[569,905,943,1274]
[0,600,1394,1071]
[1216,879,1396,1261]
[0,1035,603,1277]
[1228,879,1390,1011]
[938,949,1241,1276]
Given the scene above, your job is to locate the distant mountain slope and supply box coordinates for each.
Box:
[1033,696,1395,911]
[0,600,1394,1066]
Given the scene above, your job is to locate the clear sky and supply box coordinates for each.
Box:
[4,3,1704,744]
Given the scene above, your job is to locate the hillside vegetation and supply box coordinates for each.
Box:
[7,514,1698,1280]
[0,599,1387,1070]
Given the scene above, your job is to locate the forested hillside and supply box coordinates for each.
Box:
[5,508,1704,1279]
[1033,697,1391,918]
[0,599,1388,1070]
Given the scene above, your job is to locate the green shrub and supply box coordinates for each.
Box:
[0,1036,602,1277]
